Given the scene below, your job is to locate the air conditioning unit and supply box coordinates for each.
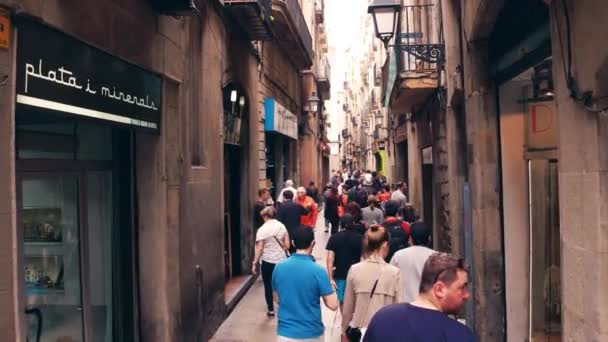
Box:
[149,0,199,16]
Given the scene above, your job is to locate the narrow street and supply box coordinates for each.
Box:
[211,211,342,342]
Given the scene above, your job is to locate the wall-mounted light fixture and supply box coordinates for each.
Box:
[308,92,320,113]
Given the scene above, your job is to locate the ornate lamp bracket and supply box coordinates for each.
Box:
[395,44,445,64]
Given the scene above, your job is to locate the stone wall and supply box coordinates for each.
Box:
[0,0,259,340]
[551,1,608,340]
[0,6,18,340]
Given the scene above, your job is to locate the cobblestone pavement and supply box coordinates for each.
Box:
[211,211,343,342]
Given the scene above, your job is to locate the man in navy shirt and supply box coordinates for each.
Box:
[364,253,476,342]
[272,226,339,341]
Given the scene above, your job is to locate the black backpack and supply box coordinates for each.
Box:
[382,219,409,261]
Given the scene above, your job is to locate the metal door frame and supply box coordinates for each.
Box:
[17,159,113,342]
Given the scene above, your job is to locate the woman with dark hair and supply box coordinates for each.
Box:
[324,187,340,234]
[341,225,403,340]
[345,202,366,234]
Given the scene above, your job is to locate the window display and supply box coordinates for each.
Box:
[22,208,63,242]
[24,256,64,292]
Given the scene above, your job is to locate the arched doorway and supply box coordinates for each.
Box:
[222,82,248,281]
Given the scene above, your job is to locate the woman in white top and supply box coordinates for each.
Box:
[252,206,290,317]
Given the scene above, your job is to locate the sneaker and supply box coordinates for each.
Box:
[267,311,275,318]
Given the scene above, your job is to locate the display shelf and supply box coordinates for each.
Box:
[24,241,63,247]
[26,287,65,296]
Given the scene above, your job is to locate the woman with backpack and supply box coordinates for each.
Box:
[381,200,411,262]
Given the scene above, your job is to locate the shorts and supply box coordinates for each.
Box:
[336,279,347,303]
[277,335,323,342]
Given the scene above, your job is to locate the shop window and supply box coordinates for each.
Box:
[77,123,113,161]
[17,118,112,161]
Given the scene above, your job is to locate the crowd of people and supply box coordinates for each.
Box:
[251,170,476,341]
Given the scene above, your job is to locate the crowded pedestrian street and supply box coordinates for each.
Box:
[1,0,606,341]
[211,213,342,342]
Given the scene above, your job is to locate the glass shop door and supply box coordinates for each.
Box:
[19,170,116,342]
[529,159,562,342]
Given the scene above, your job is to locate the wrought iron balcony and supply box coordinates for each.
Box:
[397,4,444,73]
[270,0,314,69]
[224,0,273,41]
[390,3,444,113]
[317,56,331,100]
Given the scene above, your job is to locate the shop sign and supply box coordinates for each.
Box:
[395,123,407,143]
[16,21,162,132]
[378,141,386,150]
[526,101,557,151]
[0,15,10,49]
[264,98,298,140]
[422,146,433,165]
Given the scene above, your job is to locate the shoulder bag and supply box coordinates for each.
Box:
[272,232,290,258]
[345,266,384,342]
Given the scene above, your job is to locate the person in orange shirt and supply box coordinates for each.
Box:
[378,184,391,203]
[296,186,318,228]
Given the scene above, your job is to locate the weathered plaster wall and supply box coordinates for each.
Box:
[440,0,466,256]
[461,41,506,342]
[498,80,530,342]
[551,1,608,340]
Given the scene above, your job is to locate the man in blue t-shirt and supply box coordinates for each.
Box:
[364,253,477,342]
[272,226,339,341]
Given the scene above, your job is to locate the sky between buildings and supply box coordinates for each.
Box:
[325,0,370,145]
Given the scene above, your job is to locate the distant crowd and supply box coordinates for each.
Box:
[251,169,476,342]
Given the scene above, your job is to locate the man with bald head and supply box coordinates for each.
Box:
[296,186,318,229]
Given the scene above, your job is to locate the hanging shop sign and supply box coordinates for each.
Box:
[526,101,557,151]
[16,21,162,132]
[372,141,386,154]
[264,98,298,140]
[422,146,433,165]
[394,123,407,143]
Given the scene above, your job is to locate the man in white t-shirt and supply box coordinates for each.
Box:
[390,182,408,212]
[277,179,297,204]
[390,221,437,303]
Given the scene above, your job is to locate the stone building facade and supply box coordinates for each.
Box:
[380,0,608,341]
[0,0,323,341]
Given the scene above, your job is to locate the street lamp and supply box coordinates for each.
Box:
[308,92,320,113]
[367,0,401,48]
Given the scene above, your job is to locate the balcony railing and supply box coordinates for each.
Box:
[398,4,444,73]
[271,0,314,69]
[224,0,273,41]
[317,56,331,98]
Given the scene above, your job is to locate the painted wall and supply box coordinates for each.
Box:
[499,80,530,342]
